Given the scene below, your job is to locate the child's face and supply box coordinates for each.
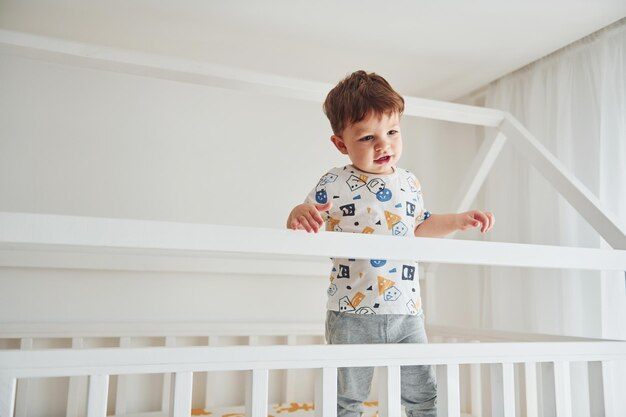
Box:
[330,111,402,175]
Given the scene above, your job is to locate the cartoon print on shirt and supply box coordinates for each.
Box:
[378,276,395,295]
[315,189,328,204]
[355,307,376,315]
[318,172,338,187]
[337,265,350,278]
[306,166,425,315]
[392,221,409,236]
[351,292,366,308]
[402,265,416,280]
[339,296,356,312]
[340,203,356,216]
[407,176,418,193]
[406,202,416,217]
[367,178,385,194]
[376,188,392,202]
[346,175,367,191]
[327,284,338,296]
[384,286,402,301]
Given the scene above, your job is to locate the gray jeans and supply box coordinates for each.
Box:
[325,311,437,417]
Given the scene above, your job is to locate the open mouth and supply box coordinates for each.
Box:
[375,155,391,164]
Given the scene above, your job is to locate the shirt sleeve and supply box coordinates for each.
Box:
[305,170,339,205]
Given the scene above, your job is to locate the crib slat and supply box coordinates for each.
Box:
[87,374,109,417]
[15,338,33,417]
[115,337,132,415]
[283,335,298,402]
[524,362,539,417]
[205,335,220,409]
[162,336,177,414]
[553,361,572,417]
[587,361,605,416]
[601,360,617,417]
[67,338,87,417]
[246,369,269,417]
[378,365,401,417]
[0,376,17,417]
[501,362,515,417]
[469,363,482,416]
[315,367,337,417]
[446,364,461,417]
[171,372,193,417]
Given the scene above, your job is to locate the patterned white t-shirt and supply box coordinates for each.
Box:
[306,165,429,315]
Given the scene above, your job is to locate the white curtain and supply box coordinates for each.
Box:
[482,18,626,339]
[482,19,626,416]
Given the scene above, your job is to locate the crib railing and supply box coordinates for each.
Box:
[1,336,625,417]
[1,324,625,417]
[1,213,626,416]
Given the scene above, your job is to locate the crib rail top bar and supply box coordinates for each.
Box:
[0,322,605,342]
[1,212,626,271]
[0,29,505,127]
[1,341,625,378]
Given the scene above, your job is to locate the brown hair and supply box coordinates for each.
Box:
[323,70,404,135]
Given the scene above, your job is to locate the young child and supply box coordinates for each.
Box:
[286,70,494,417]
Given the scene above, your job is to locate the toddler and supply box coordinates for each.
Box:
[286,70,494,417]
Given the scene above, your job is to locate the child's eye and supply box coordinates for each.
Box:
[388,130,399,136]
[359,135,374,142]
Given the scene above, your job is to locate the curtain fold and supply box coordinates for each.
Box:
[482,19,626,339]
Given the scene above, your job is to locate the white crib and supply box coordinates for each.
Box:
[1,213,625,417]
[1,35,626,416]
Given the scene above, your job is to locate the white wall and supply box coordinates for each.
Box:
[0,52,486,415]
[0,52,483,328]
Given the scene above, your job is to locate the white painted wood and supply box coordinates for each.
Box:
[115,336,132,415]
[2,213,625,271]
[451,130,508,217]
[0,376,16,417]
[436,365,448,417]
[587,361,605,417]
[491,364,504,417]
[0,29,506,127]
[378,366,402,417]
[87,374,109,417]
[501,362,515,417]
[553,361,572,417]
[446,364,461,417]
[2,341,625,378]
[315,367,337,417]
[162,336,177,414]
[538,362,556,417]
[500,114,626,250]
[67,338,87,417]
[205,336,220,408]
[469,363,483,417]
[524,362,539,417]
[601,361,617,417]
[246,369,269,417]
[15,338,32,417]
[283,335,298,402]
[0,321,324,339]
[171,372,193,417]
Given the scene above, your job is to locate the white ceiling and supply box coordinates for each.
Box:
[1,0,625,100]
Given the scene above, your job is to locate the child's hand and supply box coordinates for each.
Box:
[287,202,332,233]
[456,210,495,233]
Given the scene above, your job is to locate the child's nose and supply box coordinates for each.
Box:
[375,138,390,151]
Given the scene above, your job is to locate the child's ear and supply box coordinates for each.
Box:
[330,135,349,154]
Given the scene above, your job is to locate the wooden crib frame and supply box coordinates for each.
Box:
[1,29,626,417]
